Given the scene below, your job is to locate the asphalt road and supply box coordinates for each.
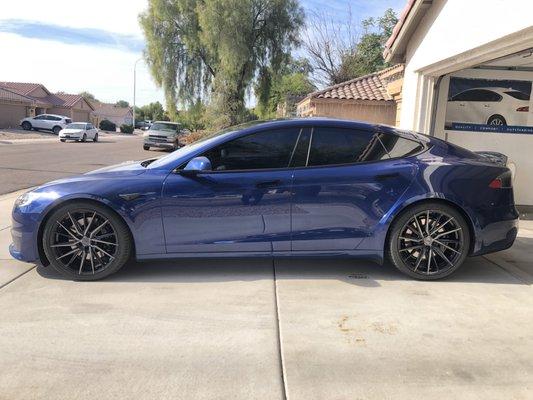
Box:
[0,135,163,194]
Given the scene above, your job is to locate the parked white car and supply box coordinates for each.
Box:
[446,87,530,127]
[20,114,72,134]
[59,122,99,142]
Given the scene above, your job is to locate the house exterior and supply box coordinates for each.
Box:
[0,82,94,128]
[92,103,133,128]
[296,64,404,126]
[383,0,533,206]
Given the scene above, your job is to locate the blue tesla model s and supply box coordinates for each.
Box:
[10,118,518,280]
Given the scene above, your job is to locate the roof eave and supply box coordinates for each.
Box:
[383,0,433,63]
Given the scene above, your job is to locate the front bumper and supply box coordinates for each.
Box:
[9,210,39,263]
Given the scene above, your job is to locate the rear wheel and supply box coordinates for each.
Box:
[81,133,87,142]
[52,126,61,135]
[487,114,506,126]
[143,145,150,150]
[42,201,132,281]
[60,139,66,142]
[387,202,470,280]
[93,133,98,142]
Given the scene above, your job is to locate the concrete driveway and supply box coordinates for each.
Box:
[0,190,532,399]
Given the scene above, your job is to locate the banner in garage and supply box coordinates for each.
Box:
[444,77,533,134]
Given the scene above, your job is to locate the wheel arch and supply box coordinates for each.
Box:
[384,197,476,256]
[36,197,136,266]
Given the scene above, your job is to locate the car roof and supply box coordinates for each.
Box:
[152,121,179,125]
[38,113,70,118]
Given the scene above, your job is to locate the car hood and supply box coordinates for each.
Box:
[85,160,148,176]
[60,128,84,134]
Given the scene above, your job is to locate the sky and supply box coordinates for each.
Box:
[0,0,405,107]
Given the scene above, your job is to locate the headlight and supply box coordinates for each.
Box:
[14,190,60,208]
[14,192,32,208]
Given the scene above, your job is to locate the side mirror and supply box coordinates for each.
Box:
[180,156,212,176]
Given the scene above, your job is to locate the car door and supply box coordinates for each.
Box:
[161,127,301,254]
[290,126,419,252]
[87,123,95,139]
[32,115,47,129]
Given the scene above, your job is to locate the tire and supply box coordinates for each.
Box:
[60,139,66,142]
[143,145,150,150]
[21,121,32,131]
[93,133,98,142]
[42,201,132,281]
[487,114,506,126]
[52,126,61,135]
[387,202,470,280]
[81,133,87,142]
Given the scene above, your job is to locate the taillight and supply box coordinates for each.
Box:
[489,170,512,189]
[516,106,529,112]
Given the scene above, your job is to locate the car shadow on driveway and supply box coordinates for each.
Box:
[35,254,527,287]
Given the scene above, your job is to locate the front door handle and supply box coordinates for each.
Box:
[375,173,400,181]
[256,180,281,189]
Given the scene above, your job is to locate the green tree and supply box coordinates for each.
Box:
[139,0,303,128]
[115,100,130,108]
[135,101,167,121]
[337,8,398,81]
[255,57,315,118]
[79,91,98,102]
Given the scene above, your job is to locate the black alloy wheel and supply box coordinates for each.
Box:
[43,202,131,280]
[388,202,469,280]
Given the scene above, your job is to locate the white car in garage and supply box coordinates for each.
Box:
[446,87,530,127]
[59,122,99,142]
[20,114,72,134]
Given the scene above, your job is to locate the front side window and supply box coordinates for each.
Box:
[202,128,301,171]
[34,115,47,120]
[307,127,389,167]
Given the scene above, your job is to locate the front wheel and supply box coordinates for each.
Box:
[21,121,32,130]
[143,145,150,150]
[81,133,87,142]
[387,202,470,280]
[42,201,132,281]
[60,139,66,142]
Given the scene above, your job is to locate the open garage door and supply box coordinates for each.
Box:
[431,49,533,207]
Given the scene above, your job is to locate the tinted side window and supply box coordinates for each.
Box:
[307,128,389,167]
[203,128,300,171]
[379,134,423,158]
[505,90,530,100]
[34,115,46,120]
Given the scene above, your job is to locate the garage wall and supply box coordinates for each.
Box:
[399,0,533,131]
[308,100,397,126]
[47,108,71,118]
[433,68,533,205]
[72,110,90,122]
[0,103,28,128]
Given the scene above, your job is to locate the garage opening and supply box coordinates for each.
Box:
[430,48,533,209]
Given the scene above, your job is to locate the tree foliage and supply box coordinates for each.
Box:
[134,101,168,121]
[115,100,130,108]
[255,56,315,118]
[139,0,303,128]
[303,8,398,85]
[79,91,98,102]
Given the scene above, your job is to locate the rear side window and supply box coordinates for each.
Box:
[307,127,389,167]
[379,134,424,158]
[505,90,530,100]
[202,128,301,171]
[65,118,72,124]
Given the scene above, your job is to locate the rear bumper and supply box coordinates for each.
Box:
[470,205,519,256]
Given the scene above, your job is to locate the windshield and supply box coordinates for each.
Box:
[66,123,86,129]
[150,123,179,132]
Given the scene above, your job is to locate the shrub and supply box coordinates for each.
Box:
[99,119,116,131]
[120,124,134,134]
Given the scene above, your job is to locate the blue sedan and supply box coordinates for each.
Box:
[10,118,518,280]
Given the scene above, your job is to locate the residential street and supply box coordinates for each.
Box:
[0,134,154,194]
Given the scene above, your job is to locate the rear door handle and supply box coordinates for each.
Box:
[375,173,400,181]
[256,180,281,189]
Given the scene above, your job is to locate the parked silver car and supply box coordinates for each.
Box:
[20,114,72,134]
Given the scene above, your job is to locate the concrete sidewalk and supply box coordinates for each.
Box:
[0,191,532,399]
